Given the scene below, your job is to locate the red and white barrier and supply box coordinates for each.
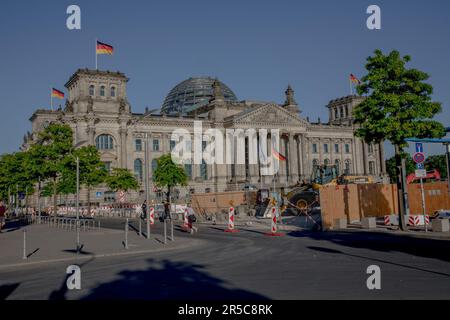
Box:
[149,207,155,225]
[224,206,239,233]
[265,207,284,237]
[385,215,430,226]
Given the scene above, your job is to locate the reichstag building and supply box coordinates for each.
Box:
[22,69,386,204]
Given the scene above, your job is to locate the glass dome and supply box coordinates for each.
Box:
[161,77,238,114]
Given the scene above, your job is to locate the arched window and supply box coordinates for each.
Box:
[111,86,116,97]
[96,135,114,150]
[100,86,105,97]
[151,159,158,181]
[89,85,95,96]
[134,159,143,182]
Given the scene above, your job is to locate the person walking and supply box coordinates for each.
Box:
[0,201,7,233]
[141,200,148,221]
[186,203,198,234]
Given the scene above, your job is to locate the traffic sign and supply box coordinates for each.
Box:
[416,163,425,170]
[415,143,424,153]
[415,169,427,178]
[413,152,425,164]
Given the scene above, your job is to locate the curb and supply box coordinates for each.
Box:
[0,238,205,271]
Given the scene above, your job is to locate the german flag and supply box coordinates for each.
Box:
[51,88,65,99]
[96,41,114,55]
[272,149,286,161]
[350,74,361,84]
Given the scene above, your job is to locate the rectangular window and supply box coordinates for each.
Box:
[324,144,329,154]
[170,140,176,151]
[135,139,142,152]
[153,139,160,151]
[104,162,112,173]
[312,143,318,154]
[345,144,350,154]
[369,161,375,175]
[335,144,339,153]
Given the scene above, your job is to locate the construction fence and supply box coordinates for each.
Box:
[320,182,450,229]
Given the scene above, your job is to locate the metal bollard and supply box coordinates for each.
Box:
[125,218,129,249]
[170,219,174,242]
[164,219,167,245]
[139,218,142,237]
[23,230,27,260]
[98,220,101,230]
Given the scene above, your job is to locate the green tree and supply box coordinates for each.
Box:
[105,168,139,202]
[425,155,447,179]
[153,154,188,203]
[75,146,107,213]
[354,49,445,230]
[0,152,36,210]
[385,154,415,183]
[28,124,74,216]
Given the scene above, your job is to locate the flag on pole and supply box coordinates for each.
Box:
[51,88,65,99]
[96,41,114,55]
[271,139,286,161]
[350,74,361,84]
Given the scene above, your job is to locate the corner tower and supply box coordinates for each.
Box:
[64,69,130,115]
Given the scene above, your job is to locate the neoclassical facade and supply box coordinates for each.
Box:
[23,69,386,204]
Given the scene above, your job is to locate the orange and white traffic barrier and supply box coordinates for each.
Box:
[149,207,155,225]
[265,206,284,237]
[224,206,239,233]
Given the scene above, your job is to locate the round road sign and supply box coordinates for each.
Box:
[413,152,425,164]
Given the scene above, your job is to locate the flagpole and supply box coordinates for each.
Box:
[50,88,53,111]
[95,38,98,70]
[349,77,353,95]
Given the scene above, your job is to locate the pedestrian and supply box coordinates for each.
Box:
[0,200,7,233]
[186,203,198,234]
[141,200,147,221]
[163,201,171,220]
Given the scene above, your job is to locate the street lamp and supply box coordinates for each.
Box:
[144,133,151,239]
[74,140,88,253]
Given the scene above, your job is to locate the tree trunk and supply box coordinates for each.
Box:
[87,186,91,216]
[53,177,58,217]
[394,145,408,231]
[166,185,171,203]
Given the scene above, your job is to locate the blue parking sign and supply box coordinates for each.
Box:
[416,163,424,170]
[415,143,423,153]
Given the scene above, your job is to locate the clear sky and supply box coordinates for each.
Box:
[1,0,449,157]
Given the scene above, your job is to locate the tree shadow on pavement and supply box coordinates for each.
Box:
[0,283,20,300]
[81,259,268,300]
[288,230,450,263]
[307,246,450,278]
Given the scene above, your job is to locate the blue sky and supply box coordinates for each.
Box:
[1,0,450,157]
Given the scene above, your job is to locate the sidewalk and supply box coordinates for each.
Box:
[0,223,200,269]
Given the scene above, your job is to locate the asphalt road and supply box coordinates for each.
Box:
[1,218,450,300]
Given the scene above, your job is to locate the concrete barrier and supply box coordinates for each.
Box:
[362,217,377,229]
[432,219,450,233]
[333,218,347,230]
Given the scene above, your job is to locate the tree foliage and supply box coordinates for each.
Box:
[153,154,188,202]
[354,49,445,149]
[105,168,139,193]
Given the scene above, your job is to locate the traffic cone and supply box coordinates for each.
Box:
[265,206,284,237]
[224,206,239,233]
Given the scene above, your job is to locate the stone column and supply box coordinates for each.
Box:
[288,134,298,183]
[119,128,128,169]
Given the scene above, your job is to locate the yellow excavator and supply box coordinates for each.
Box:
[284,165,374,213]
